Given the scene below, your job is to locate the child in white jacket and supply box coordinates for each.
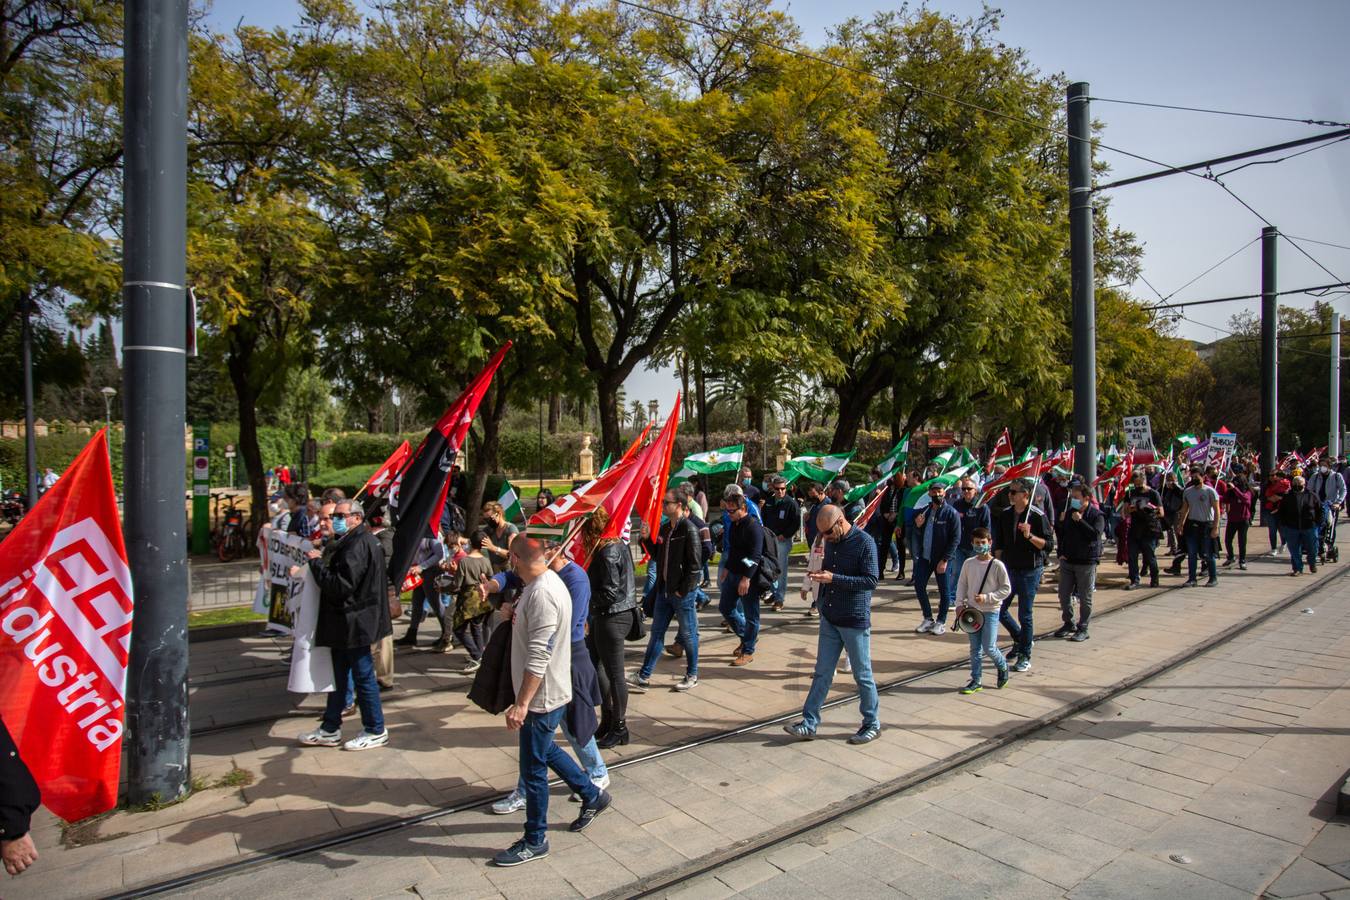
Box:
[953,526,1012,693]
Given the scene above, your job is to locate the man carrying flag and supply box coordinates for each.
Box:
[390,344,511,589]
[994,478,1055,672]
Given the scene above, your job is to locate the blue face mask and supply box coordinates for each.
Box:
[1069,498,1083,511]
[332,516,349,535]
[973,542,991,555]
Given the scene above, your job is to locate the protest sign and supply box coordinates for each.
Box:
[1122,416,1156,462]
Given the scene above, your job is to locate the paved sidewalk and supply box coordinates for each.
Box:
[9,543,1346,898]
[661,560,1350,899]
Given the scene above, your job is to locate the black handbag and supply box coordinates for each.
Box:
[467,620,515,715]
[625,608,646,642]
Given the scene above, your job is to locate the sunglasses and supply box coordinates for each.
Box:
[961,487,977,492]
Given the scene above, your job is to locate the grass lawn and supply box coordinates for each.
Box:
[188,606,265,630]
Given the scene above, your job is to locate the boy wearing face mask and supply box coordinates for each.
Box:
[1054,484,1105,641]
[953,527,1011,693]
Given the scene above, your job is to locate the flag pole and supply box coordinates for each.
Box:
[1023,454,1042,525]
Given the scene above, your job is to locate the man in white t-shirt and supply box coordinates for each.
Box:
[494,535,612,867]
[1177,469,1221,587]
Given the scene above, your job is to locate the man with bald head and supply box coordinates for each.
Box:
[783,503,881,745]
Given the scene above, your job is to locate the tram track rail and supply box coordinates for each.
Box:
[109,555,1337,899]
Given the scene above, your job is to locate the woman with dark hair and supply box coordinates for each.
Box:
[584,506,638,748]
[1222,474,1254,569]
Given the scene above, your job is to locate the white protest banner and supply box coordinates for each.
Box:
[263,529,311,634]
[1122,416,1156,462]
[1208,431,1238,472]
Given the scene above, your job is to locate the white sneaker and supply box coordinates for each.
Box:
[916,619,935,634]
[343,730,389,751]
[298,727,341,747]
[492,789,526,815]
[674,675,698,691]
[838,656,852,673]
[932,622,948,636]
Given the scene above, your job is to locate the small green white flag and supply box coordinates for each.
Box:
[498,480,524,524]
[903,464,975,511]
[671,444,744,482]
[781,451,854,485]
[931,446,976,475]
[874,436,910,477]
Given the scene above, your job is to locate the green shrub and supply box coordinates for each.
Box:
[327,433,409,470]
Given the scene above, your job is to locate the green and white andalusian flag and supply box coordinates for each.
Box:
[1175,434,1200,448]
[498,480,525,524]
[903,464,976,512]
[1015,445,1039,465]
[874,436,910,477]
[931,446,976,475]
[671,443,743,482]
[781,450,854,485]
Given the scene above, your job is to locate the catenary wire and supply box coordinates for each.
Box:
[1154,235,1260,301]
[1286,235,1350,253]
[1140,281,1350,311]
[1087,96,1350,129]
[1214,134,1350,178]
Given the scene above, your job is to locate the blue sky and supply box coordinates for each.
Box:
[206,0,1350,414]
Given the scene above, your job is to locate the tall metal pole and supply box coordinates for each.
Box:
[1068,82,1097,483]
[123,0,190,806]
[1332,311,1341,458]
[20,292,37,508]
[1260,226,1279,473]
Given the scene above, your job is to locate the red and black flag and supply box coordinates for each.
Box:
[389,343,511,588]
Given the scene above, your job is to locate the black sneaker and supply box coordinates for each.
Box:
[493,838,549,867]
[996,667,1010,689]
[1183,579,1198,588]
[848,724,882,744]
[1124,581,1139,591]
[1238,562,1247,570]
[1005,651,1021,669]
[1053,624,1076,638]
[1203,578,1218,587]
[959,679,983,695]
[1070,629,1090,642]
[569,789,612,832]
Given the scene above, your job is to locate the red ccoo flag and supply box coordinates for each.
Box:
[355,440,411,501]
[987,428,1014,474]
[390,344,511,588]
[0,431,131,821]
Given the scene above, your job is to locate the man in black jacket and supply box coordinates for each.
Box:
[994,480,1055,672]
[720,491,773,667]
[298,499,393,751]
[1054,483,1105,642]
[633,490,704,691]
[1279,475,1321,575]
[762,475,800,612]
[1,718,40,876]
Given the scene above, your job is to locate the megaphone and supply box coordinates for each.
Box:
[954,606,984,634]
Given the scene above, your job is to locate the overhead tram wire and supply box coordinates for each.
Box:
[1140,281,1350,312]
[1087,96,1350,129]
[1152,235,1260,302]
[1286,235,1350,253]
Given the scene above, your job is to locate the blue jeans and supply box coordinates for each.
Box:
[1184,521,1217,582]
[801,618,879,732]
[967,607,1005,682]
[516,720,606,795]
[912,556,952,624]
[641,589,700,678]
[888,536,900,570]
[322,645,384,734]
[1282,525,1318,572]
[520,706,597,845]
[773,536,792,603]
[718,572,760,654]
[949,546,976,593]
[999,566,1042,658]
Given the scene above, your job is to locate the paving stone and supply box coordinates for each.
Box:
[1265,857,1350,897]
[1067,850,1249,899]
[1183,778,1329,845]
[1302,820,1350,866]
[709,856,782,891]
[764,840,827,871]
[664,874,736,900]
[1132,810,1299,893]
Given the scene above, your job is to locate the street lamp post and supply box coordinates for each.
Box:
[100,387,117,450]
